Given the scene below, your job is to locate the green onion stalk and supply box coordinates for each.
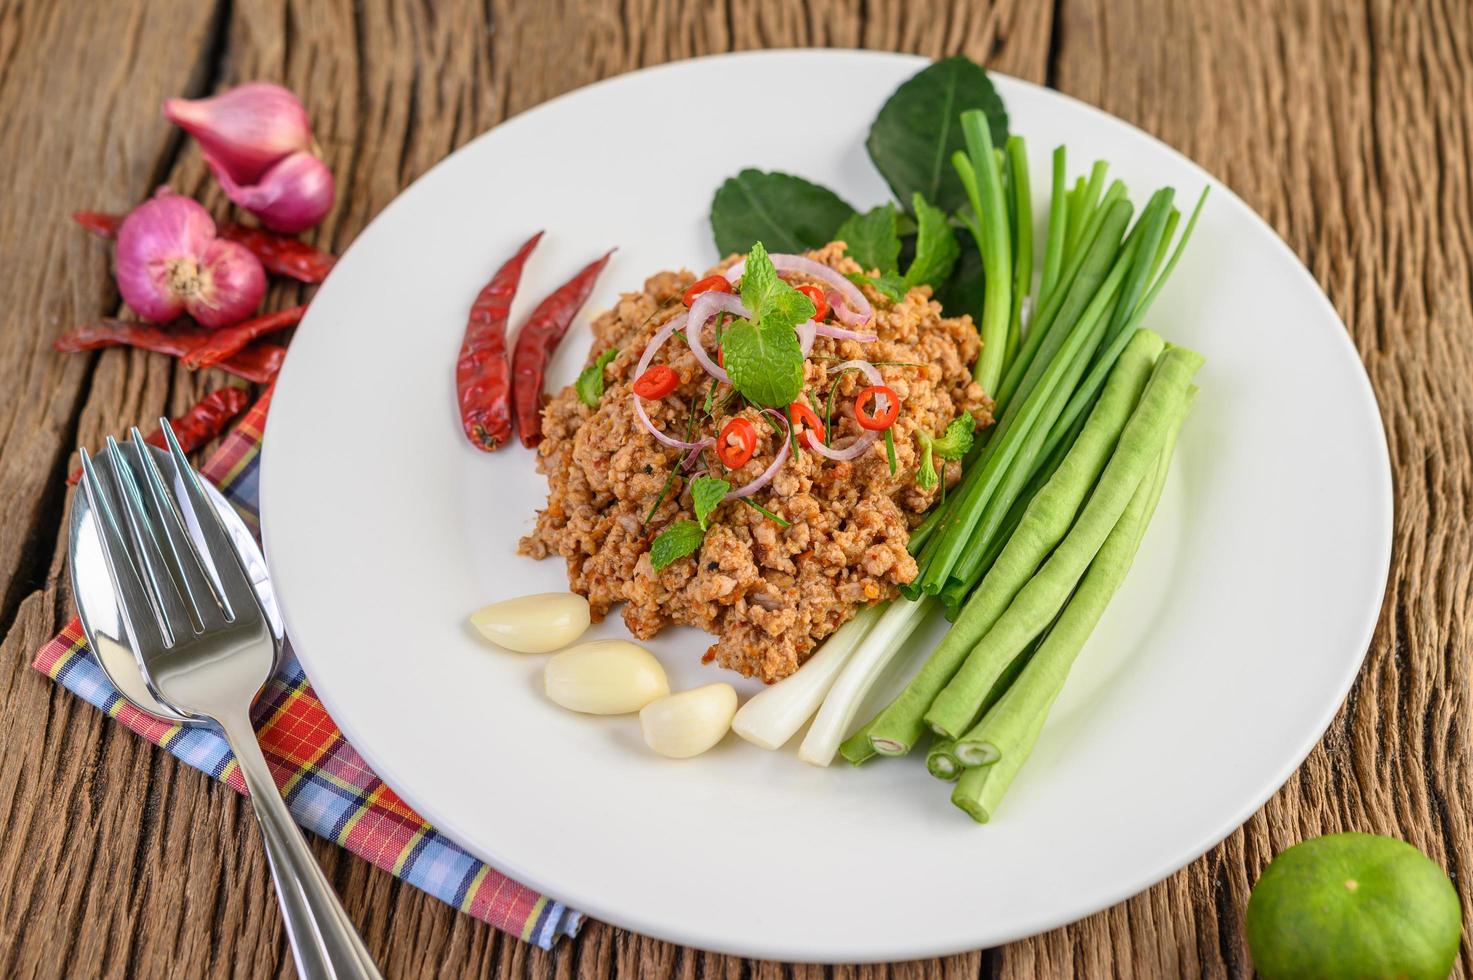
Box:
[954,110,1013,395]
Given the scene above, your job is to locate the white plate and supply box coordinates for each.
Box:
[261,50,1392,961]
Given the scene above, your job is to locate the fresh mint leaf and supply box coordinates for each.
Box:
[710,170,857,256]
[575,348,618,407]
[723,242,813,408]
[650,520,704,572]
[738,242,784,313]
[836,204,901,274]
[904,193,960,289]
[691,475,730,531]
[721,318,805,408]
[866,57,1009,214]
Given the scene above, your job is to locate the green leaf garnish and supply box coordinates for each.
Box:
[884,428,898,475]
[916,432,939,491]
[835,203,901,274]
[904,193,961,289]
[574,348,618,407]
[722,243,813,408]
[650,520,704,572]
[691,475,730,531]
[931,415,976,459]
[710,170,856,256]
[933,232,983,320]
[865,56,1009,214]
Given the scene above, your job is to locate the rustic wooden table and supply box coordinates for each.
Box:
[0,0,1467,976]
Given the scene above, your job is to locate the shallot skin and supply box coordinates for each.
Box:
[114,191,266,329]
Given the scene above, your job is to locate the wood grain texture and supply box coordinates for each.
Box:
[0,0,1465,976]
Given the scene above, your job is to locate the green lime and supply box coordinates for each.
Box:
[1246,833,1462,980]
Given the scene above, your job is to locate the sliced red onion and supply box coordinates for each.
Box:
[633,394,709,451]
[687,292,748,382]
[636,310,688,376]
[832,358,883,385]
[725,410,792,500]
[797,319,817,355]
[806,429,879,462]
[681,441,712,470]
[815,322,877,343]
[725,253,873,327]
[804,358,885,461]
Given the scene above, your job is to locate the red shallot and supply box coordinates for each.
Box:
[164,82,313,184]
[207,149,335,234]
[114,189,265,328]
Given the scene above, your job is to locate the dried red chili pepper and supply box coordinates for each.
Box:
[73,210,124,238]
[219,224,336,283]
[53,320,286,384]
[182,304,307,369]
[513,248,615,448]
[72,211,338,284]
[65,387,252,485]
[457,232,543,451]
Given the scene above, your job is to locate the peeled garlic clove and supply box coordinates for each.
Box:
[639,684,738,759]
[545,640,668,714]
[470,593,590,653]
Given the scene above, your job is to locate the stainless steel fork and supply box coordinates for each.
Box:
[78,424,382,980]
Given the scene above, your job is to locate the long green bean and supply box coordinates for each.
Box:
[950,397,1189,822]
[861,330,1166,755]
[923,346,1203,738]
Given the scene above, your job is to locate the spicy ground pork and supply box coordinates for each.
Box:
[519,242,992,682]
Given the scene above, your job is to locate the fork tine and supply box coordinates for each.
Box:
[128,427,230,631]
[158,421,261,621]
[104,435,197,646]
[79,448,171,656]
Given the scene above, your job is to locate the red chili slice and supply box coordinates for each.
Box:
[796,283,829,322]
[789,400,825,449]
[717,417,758,469]
[633,364,679,399]
[683,274,732,307]
[855,385,900,431]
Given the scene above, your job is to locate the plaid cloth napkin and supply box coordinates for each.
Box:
[32,388,581,949]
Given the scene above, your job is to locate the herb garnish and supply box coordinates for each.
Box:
[916,415,977,490]
[650,520,704,572]
[719,243,812,409]
[574,348,619,407]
